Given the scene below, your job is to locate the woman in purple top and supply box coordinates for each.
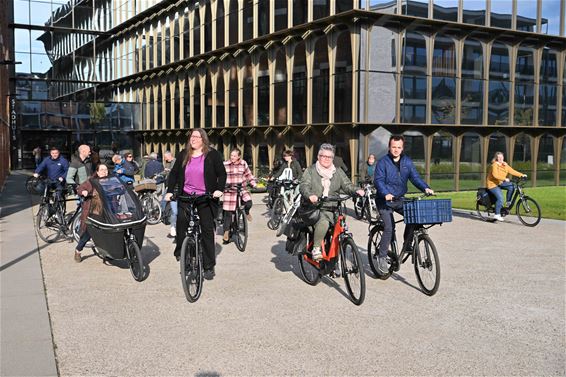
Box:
[165,129,227,280]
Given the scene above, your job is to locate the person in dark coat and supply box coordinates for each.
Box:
[272,149,302,180]
[33,146,69,200]
[144,152,165,182]
[165,129,227,280]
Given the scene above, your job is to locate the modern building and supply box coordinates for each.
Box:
[9,0,566,189]
[0,0,12,184]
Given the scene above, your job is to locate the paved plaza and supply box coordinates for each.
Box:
[1,171,565,376]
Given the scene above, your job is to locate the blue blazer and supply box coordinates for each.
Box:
[374,153,428,203]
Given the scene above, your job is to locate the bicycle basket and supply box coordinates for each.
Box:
[296,201,320,226]
[403,199,452,225]
[134,180,157,193]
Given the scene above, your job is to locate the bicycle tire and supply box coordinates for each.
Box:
[341,237,366,305]
[36,205,62,243]
[234,210,248,252]
[476,201,493,221]
[142,195,162,225]
[267,197,284,230]
[26,176,37,194]
[367,225,397,279]
[71,208,95,248]
[414,234,440,296]
[516,196,541,227]
[180,236,203,302]
[127,238,145,282]
[297,232,320,285]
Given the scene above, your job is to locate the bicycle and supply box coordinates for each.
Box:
[134,178,162,225]
[267,179,300,231]
[476,177,541,227]
[35,181,84,244]
[366,195,451,296]
[353,180,379,222]
[223,183,248,252]
[175,193,213,303]
[292,195,366,305]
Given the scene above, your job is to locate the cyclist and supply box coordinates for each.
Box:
[162,151,178,238]
[33,146,69,201]
[66,144,92,186]
[359,154,376,183]
[299,143,364,261]
[374,135,434,275]
[74,164,109,263]
[222,148,257,244]
[165,129,226,280]
[487,151,527,222]
[273,149,302,180]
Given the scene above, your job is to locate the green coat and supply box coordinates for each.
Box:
[299,164,357,200]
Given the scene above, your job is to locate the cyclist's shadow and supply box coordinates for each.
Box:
[270,240,301,278]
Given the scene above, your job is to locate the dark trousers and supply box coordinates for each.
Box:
[377,200,415,258]
[175,199,218,270]
[223,200,252,232]
[76,231,91,252]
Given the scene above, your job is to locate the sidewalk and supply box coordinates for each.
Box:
[0,171,58,376]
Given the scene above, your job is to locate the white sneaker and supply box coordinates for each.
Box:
[493,214,505,222]
[311,246,323,261]
[170,226,177,237]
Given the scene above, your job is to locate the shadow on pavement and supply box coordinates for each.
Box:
[0,171,35,218]
[270,240,301,278]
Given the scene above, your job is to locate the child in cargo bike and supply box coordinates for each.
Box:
[374,135,435,275]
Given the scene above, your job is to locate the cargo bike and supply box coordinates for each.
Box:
[84,176,147,282]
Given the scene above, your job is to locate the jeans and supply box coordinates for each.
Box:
[223,200,252,232]
[76,231,91,252]
[377,200,415,258]
[488,181,514,215]
[161,198,178,227]
[47,180,65,202]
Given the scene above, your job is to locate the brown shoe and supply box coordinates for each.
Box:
[246,213,252,222]
[74,250,82,263]
[222,231,230,244]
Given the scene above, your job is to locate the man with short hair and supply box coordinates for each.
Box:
[34,146,69,200]
[66,144,92,185]
[144,152,164,181]
[374,135,434,275]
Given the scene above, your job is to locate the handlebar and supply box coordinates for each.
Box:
[388,192,435,202]
[172,193,214,203]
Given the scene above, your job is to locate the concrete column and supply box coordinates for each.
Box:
[455,37,463,125]
[555,136,563,185]
[238,58,244,127]
[480,135,490,187]
[453,135,462,191]
[179,78,186,129]
[144,87,151,131]
[268,49,276,127]
[305,132,314,168]
[223,136,231,160]
[509,44,517,126]
[267,135,275,170]
[425,34,433,124]
[169,80,176,129]
[286,44,295,126]
[170,15,176,63]
[199,72,206,128]
[224,62,230,128]
[199,1,206,55]
[533,47,542,126]
[212,67,218,128]
[152,84,159,131]
[349,130,359,182]
[179,12,185,60]
[306,38,314,125]
[252,54,259,126]
[531,135,540,187]
[328,32,336,124]
[189,75,195,128]
[424,134,433,185]
[251,137,259,177]
[160,82,167,129]
[350,25,361,124]
[211,0,217,51]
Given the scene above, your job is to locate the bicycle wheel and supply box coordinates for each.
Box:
[70,208,95,247]
[267,197,285,230]
[414,234,440,296]
[36,205,62,243]
[476,201,493,221]
[297,233,320,285]
[142,195,162,225]
[367,225,396,279]
[180,236,203,302]
[127,239,145,282]
[234,210,248,252]
[516,196,541,227]
[341,237,366,305]
[26,176,37,194]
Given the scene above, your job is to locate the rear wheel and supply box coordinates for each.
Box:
[268,197,285,230]
[234,210,248,252]
[476,201,493,221]
[36,205,62,243]
[180,236,203,302]
[341,237,366,305]
[71,208,94,247]
[414,235,440,296]
[516,196,541,227]
[297,233,321,285]
[127,239,145,282]
[142,194,162,225]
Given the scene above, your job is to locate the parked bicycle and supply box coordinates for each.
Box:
[175,193,213,303]
[286,195,365,305]
[134,176,163,225]
[353,180,379,222]
[222,183,248,252]
[366,195,451,296]
[267,179,300,231]
[476,177,541,227]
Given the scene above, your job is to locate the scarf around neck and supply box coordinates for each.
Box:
[315,161,336,197]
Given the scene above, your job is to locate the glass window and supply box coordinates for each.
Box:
[193,7,201,55]
[433,0,458,22]
[403,32,427,76]
[275,0,288,31]
[367,1,396,14]
[461,79,483,125]
[514,83,534,126]
[204,72,212,127]
[242,0,253,41]
[14,0,31,24]
[258,0,270,36]
[490,0,512,29]
[15,29,31,53]
[540,48,558,83]
[462,39,483,79]
[367,72,398,123]
[313,0,330,20]
[562,84,566,127]
[337,0,353,13]
[204,3,212,52]
[293,0,308,25]
[216,1,225,49]
[539,84,557,126]
[459,132,482,189]
[258,53,270,126]
[228,0,238,45]
[540,0,562,35]
[560,138,566,185]
[517,0,537,32]
[216,69,225,127]
[537,134,555,186]
[432,34,455,77]
[488,80,510,125]
[513,133,532,175]
[489,42,509,80]
[334,32,352,123]
[193,76,201,127]
[293,42,307,124]
[228,64,238,126]
[274,49,287,125]
[431,77,456,124]
[401,75,426,123]
[516,45,535,82]
[312,37,329,124]
[403,0,428,18]
[430,131,454,191]
[243,56,253,125]
[487,132,507,161]
[462,0,485,25]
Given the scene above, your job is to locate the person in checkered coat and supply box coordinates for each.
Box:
[222,149,257,244]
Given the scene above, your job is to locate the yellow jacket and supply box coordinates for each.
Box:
[487,162,523,189]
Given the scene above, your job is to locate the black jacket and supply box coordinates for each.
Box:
[273,159,302,180]
[167,148,227,195]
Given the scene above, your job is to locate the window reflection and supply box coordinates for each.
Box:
[490,0,512,29]
[488,81,510,125]
[274,0,288,31]
[517,0,538,32]
[514,83,534,126]
[540,0,562,35]
[537,134,555,186]
[459,132,482,190]
[462,0,486,25]
[403,0,429,18]
[431,131,454,191]
[461,79,483,125]
[433,0,458,22]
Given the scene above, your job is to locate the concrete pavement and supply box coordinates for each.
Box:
[1,171,565,376]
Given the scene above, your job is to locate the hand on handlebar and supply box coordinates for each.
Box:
[165,193,173,202]
[425,188,435,196]
[33,173,39,178]
[81,190,89,197]
[309,195,318,204]
[385,193,394,201]
[212,190,223,199]
[355,189,365,197]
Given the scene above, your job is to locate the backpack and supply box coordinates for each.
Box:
[476,187,492,207]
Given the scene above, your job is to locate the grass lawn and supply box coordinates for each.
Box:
[430,186,566,221]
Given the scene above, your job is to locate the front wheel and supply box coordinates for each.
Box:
[71,209,94,247]
[180,236,203,302]
[341,237,366,305]
[267,197,285,230]
[353,197,364,220]
[414,235,440,296]
[36,205,62,243]
[516,196,541,227]
[127,238,145,282]
[142,195,162,225]
[234,210,248,252]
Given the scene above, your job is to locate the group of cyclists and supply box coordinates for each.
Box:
[33,128,525,287]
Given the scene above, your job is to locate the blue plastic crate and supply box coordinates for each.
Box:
[402,199,452,225]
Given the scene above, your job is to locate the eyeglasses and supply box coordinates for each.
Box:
[190,135,202,139]
[318,154,333,159]
[126,155,133,158]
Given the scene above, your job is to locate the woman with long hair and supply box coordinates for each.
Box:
[487,151,526,221]
[165,129,227,280]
